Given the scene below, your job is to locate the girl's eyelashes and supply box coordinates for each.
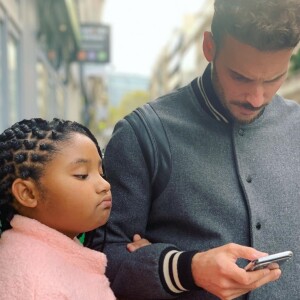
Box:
[73,171,106,180]
[74,174,88,180]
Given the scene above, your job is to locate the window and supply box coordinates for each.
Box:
[55,85,65,118]
[0,22,3,87]
[36,61,49,118]
[7,34,20,124]
[0,21,4,132]
[181,44,197,85]
[15,0,22,17]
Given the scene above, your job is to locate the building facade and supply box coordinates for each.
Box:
[0,0,107,134]
[0,0,84,133]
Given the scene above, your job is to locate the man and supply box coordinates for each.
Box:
[93,0,300,299]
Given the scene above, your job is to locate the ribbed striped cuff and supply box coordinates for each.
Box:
[159,248,199,295]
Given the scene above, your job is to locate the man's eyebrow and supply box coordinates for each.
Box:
[229,69,287,82]
[229,69,252,80]
[265,71,287,82]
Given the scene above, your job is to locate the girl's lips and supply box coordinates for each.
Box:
[98,197,112,208]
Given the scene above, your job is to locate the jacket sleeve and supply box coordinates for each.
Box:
[90,119,198,299]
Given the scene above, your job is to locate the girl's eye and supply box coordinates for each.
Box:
[74,174,88,180]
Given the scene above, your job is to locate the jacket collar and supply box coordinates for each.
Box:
[192,64,232,124]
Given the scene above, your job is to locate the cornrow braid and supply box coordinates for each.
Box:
[0,118,102,234]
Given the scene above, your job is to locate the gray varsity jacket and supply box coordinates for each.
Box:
[97,66,300,300]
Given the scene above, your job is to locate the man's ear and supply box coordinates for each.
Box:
[12,178,38,208]
[203,31,216,62]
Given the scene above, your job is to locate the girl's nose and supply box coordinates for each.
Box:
[96,174,111,194]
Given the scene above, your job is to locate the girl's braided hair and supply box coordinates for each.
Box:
[0,118,102,234]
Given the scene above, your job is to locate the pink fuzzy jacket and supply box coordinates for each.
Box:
[0,215,116,300]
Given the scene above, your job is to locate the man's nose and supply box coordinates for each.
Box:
[245,85,265,108]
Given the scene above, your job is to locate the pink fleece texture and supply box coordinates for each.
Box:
[0,215,115,300]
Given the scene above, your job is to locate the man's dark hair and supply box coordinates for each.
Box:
[0,118,102,233]
[212,0,300,51]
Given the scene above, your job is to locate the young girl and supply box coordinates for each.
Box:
[0,118,116,299]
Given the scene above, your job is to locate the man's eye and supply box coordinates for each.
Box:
[234,76,248,82]
[74,175,88,180]
[231,74,250,83]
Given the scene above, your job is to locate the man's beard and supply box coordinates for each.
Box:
[211,64,265,124]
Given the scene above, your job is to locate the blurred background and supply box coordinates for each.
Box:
[1,0,300,146]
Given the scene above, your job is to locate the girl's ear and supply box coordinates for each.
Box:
[203,31,216,62]
[12,178,38,208]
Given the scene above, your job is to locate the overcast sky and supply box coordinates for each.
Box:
[103,0,205,76]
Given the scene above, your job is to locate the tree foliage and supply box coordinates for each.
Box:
[107,90,150,127]
[290,49,300,74]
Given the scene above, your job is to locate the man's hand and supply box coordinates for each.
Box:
[127,234,151,252]
[192,243,281,300]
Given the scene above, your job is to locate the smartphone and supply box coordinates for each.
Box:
[246,250,293,271]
